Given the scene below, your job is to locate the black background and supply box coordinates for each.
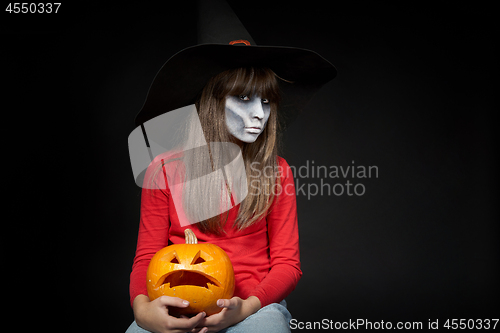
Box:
[3,1,498,331]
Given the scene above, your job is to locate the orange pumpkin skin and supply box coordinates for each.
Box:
[147,230,235,316]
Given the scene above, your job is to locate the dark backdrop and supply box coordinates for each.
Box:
[3,1,498,331]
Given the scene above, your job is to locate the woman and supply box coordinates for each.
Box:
[127,67,301,333]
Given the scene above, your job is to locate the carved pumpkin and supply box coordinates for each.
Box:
[147,229,235,316]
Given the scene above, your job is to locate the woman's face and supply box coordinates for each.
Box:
[225,94,271,143]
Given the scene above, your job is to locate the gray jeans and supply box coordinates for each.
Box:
[126,300,291,333]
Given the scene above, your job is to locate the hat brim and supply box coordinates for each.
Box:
[135,44,337,129]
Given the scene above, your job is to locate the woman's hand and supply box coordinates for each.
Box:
[133,294,208,333]
[195,296,261,332]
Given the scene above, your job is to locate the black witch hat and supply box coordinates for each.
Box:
[134,0,337,130]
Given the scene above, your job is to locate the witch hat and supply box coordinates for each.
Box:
[134,0,337,130]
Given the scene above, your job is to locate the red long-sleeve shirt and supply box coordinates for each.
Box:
[129,155,301,308]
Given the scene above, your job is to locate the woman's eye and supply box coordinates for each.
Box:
[239,95,250,101]
[261,98,269,104]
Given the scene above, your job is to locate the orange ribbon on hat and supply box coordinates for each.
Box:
[229,40,251,46]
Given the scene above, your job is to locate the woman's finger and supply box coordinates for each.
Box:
[216,299,229,308]
[167,311,207,330]
[190,327,208,333]
[157,296,190,308]
[216,298,239,309]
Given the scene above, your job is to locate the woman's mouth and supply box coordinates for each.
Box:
[245,127,261,134]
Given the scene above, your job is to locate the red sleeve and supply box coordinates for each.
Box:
[129,159,171,308]
[249,157,302,307]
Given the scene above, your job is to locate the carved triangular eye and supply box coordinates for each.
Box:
[161,251,179,264]
[191,250,213,265]
[192,256,205,265]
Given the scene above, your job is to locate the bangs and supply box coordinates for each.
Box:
[217,67,281,104]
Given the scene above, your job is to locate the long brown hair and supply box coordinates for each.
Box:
[150,67,282,235]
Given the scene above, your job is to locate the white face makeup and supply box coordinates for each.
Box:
[225,94,271,143]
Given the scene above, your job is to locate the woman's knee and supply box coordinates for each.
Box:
[232,302,292,332]
[125,321,151,333]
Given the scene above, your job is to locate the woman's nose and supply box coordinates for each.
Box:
[249,100,264,120]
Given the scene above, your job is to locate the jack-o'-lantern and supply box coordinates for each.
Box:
[147,229,235,316]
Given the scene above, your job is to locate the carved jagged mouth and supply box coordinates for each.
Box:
[157,270,222,289]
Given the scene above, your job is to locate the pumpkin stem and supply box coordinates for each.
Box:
[184,229,198,244]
